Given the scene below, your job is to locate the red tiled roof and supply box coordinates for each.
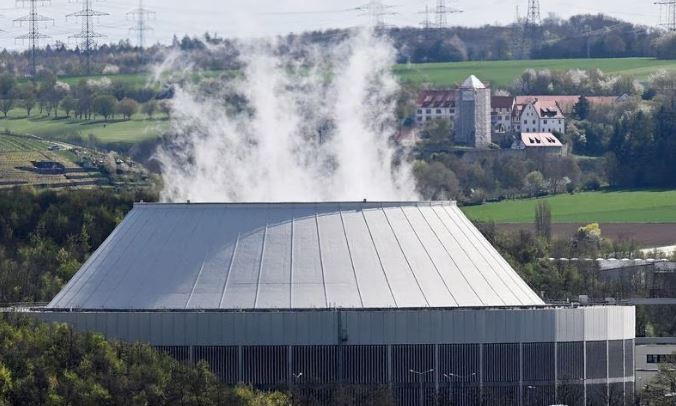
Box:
[491,96,514,109]
[416,90,514,112]
[417,90,456,108]
[533,100,565,119]
[514,95,619,114]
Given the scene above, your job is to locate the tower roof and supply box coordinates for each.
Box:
[48,202,543,310]
[461,75,486,89]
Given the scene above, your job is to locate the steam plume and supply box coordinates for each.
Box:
[155,29,417,203]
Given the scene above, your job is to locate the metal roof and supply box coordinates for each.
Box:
[461,75,486,89]
[48,202,544,310]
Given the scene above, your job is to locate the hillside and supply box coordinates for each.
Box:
[0,109,166,145]
[1,57,674,149]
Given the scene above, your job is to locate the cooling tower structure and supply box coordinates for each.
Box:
[35,202,635,406]
[455,75,492,148]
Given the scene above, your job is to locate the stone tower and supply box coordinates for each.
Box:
[454,75,492,148]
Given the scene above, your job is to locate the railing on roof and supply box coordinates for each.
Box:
[0,302,49,310]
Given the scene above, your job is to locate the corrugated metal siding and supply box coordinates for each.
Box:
[33,307,634,347]
[48,202,544,310]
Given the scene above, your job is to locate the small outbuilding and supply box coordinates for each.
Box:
[512,132,565,156]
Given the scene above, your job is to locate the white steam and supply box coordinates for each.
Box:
[155,29,417,203]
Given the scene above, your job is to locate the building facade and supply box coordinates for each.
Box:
[634,337,676,391]
[416,90,455,124]
[512,100,565,135]
[35,306,635,406]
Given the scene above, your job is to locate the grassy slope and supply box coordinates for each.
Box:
[461,190,676,224]
[394,58,676,87]
[0,109,167,144]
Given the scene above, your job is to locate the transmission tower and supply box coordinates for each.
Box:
[433,0,462,28]
[420,4,432,29]
[14,0,53,77]
[525,0,541,26]
[521,0,542,58]
[356,1,395,28]
[127,0,155,58]
[67,0,108,75]
[656,1,676,31]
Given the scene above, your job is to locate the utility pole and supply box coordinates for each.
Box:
[67,0,108,75]
[656,1,676,31]
[128,0,155,61]
[14,0,53,78]
[409,369,434,406]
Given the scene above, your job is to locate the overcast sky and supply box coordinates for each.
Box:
[0,0,662,51]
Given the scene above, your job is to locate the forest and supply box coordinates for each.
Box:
[0,314,287,405]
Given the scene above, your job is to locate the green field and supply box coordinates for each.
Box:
[59,58,676,91]
[0,110,167,145]
[461,190,676,224]
[394,57,676,87]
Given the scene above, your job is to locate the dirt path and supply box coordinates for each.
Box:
[495,223,676,248]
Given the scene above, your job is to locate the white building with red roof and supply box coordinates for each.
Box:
[512,98,565,135]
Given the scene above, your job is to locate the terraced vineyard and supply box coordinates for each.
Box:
[0,134,103,189]
[0,135,47,152]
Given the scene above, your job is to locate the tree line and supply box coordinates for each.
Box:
[0,71,170,122]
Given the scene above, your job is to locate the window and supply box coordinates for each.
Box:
[436,109,442,114]
[647,354,676,364]
[417,109,422,114]
[544,120,548,124]
[533,120,536,125]
[426,109,431,114]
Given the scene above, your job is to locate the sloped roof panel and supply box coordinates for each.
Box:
[48,202,544,310]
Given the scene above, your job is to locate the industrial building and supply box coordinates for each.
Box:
[35,201,635,405]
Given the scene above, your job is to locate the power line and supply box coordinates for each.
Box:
[67,0,109,75]
[656,1,676,31]
[127,0,155,55]
[14,0,53,77]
